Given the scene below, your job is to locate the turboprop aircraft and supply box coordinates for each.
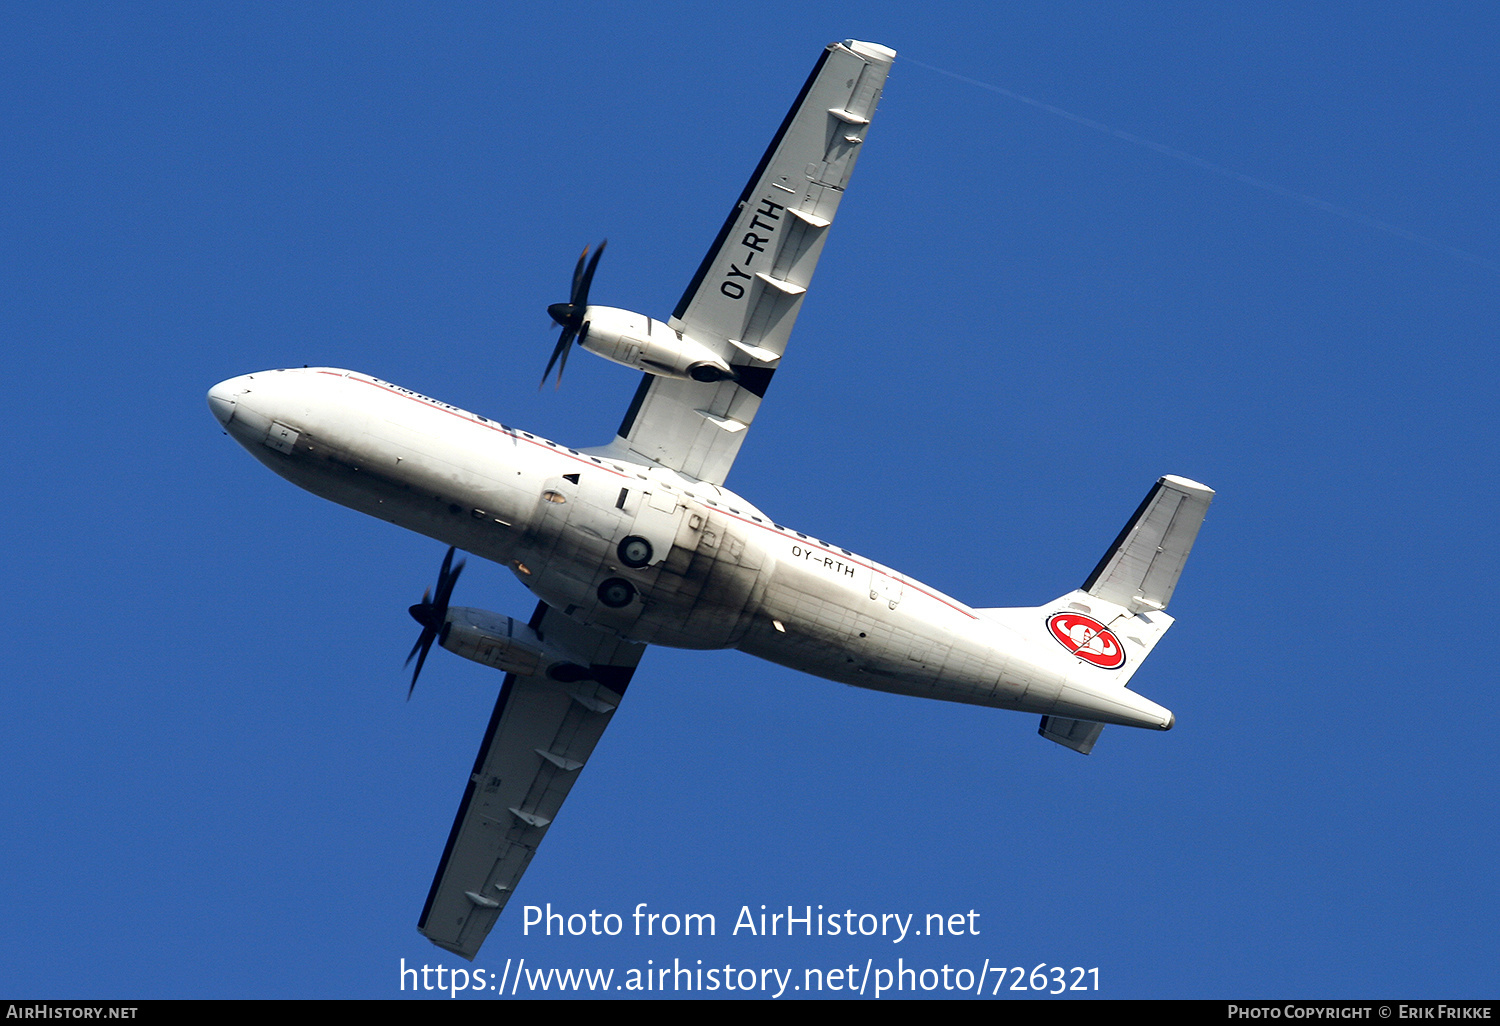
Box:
[208,39,1213,961]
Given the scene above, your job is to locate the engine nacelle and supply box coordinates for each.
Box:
[440,606,603,685]
[579,307,736,382]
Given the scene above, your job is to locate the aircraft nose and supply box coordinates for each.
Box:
[207,379,238,426]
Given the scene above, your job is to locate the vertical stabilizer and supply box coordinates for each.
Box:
[1083,475,1214,615]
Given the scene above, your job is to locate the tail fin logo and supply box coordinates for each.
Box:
[1047,612,1126,670]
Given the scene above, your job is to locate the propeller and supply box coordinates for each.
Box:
[404,546,465,699]
[542,240,607,389]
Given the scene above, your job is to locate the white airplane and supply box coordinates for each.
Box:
[208,39,1212,961]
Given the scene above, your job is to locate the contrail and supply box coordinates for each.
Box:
[906,56,1500,276]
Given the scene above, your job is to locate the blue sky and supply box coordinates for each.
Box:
[4,2,1498,999]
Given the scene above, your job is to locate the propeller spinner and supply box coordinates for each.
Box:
[542,240,607,389]
[404,546,465,699]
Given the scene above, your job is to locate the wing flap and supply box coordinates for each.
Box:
[417,602,644,960]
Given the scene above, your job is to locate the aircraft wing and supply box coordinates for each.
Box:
[417,601,645,960]
[606,39,896,486]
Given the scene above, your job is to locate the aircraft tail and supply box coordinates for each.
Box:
[982,475,1214,755]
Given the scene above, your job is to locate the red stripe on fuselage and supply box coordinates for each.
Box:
[330,371,632,479]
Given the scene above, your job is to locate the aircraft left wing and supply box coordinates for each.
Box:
[417,601,644,960]
[604,39,896,485]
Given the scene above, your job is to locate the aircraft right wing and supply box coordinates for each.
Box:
[604,39,896,486]
[417,601,644,960]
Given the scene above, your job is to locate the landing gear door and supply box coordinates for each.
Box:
[622,485,683,567]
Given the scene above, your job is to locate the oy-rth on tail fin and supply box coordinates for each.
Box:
[1038,475,1214,754]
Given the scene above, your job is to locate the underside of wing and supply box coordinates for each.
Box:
[604,39,896,486]
[417,601,645,960]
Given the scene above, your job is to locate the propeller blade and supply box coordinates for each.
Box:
[569,245,590,303]
[405,625,432,667]
[540,326,576,389]
[434,547,463,607]
[555,322,586,388]
[402,547,465,700]
[575,240,606,307]
[406,640,432,701]
[540,240,607,390]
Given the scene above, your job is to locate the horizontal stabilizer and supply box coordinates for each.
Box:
[1083,475,1214,615]
[1039,716,1105,755]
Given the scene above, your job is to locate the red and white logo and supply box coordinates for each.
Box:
[1046,612,1126,670]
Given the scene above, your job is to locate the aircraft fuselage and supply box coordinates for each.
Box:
[209,366,1173,731]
